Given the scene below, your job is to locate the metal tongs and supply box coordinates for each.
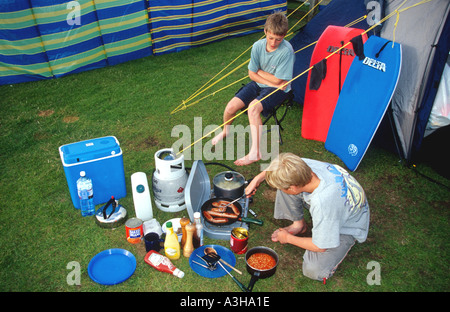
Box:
[193,254,218,271]
[204,247,242,274]
[221,194,245,209]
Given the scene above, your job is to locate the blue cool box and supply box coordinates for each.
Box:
[59,136,126,209]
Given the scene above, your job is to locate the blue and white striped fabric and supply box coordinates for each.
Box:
[0,0,286,85]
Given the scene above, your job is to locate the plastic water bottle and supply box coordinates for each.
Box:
[77,171,95,216]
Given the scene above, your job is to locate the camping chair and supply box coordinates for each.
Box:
[262,90,294,145]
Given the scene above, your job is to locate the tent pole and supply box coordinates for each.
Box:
[387,103,404,164]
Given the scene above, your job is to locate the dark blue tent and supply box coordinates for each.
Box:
[289,0,449,177]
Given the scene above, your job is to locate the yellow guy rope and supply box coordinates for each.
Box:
[293,14,368,55]
[175,0,425,157]
[172,12,365,114]
[183,0,309,105]
[171,0,321,114]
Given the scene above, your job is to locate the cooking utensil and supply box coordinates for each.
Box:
[196,254,217,270]
[221,194,245,209]
[218,259,249,292]
[213,171,249,199]
[192,260,211,270]
[245,246,279,292]
[95,196,128,229]
[204,247,242,275]
[201,197,263,226]
[189,245,236,279]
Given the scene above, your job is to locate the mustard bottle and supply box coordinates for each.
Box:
[164,221,180,260]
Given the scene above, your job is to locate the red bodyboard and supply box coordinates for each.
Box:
[301,26,367,142]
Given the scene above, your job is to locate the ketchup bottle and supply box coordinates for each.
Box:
[144,250,184,278]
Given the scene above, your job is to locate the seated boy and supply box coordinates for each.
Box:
[212,12,295,166]
[245,153,370,281]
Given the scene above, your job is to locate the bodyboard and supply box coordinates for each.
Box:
[301,26,368,142]
[325,35,402,171]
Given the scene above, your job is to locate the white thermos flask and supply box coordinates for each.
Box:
[131,172,153,221]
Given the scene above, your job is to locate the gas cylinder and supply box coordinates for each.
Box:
[152,148,188,212]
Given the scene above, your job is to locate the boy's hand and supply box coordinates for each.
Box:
[245,171,266,197]
[245,180,258,197]
[273,228,290,244]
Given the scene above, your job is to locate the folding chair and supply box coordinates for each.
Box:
[262,90,294,145]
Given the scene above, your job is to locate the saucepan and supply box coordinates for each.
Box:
[212,171,253,200]
[245,246,279,292]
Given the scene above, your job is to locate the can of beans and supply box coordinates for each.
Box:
[125,218,143,244]
[230,227,249,254]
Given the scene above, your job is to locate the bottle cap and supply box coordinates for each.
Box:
[166,221,172,228]
[136,184,145,193]
[194,212,200,218]
[80,171,86,177]
[173,268,184,278]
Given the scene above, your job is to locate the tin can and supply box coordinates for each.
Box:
[230,227,249,254]
[125,218,143,244]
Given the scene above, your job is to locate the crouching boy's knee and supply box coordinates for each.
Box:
[302,260,327,281]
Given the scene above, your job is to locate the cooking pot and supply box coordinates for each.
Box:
[213,171,248,199]
[245,246,278,292]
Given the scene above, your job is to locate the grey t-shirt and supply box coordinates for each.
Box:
[248,38,295,92]
[302,159,370,249]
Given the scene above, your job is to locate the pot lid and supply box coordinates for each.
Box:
[185,160,211,222]
[213,171,245,189]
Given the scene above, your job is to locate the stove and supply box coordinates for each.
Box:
[185,160,249,240]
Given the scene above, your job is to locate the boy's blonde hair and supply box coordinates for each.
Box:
[264,12,289,36]
[265,153,312,190]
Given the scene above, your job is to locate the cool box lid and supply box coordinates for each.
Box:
[59,136,122,166]
[185,160,210,222]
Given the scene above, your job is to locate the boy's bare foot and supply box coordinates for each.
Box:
[212,131,226,145]
[284,223,307,235]
[271,223,307,242]
[234,152,261,166]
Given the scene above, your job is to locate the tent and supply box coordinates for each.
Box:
[381,0,450,168]
[290,0,450,175]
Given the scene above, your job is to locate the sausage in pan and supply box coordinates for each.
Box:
[212,200,228,207]
[211,207,227,213]
[229,203,240,215]
[203,210,229,224]
[210,218,228,224]
[208,211,238,219]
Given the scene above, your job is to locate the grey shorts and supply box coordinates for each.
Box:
[274,189,356,281]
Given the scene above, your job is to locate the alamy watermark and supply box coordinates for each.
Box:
[66,261,81,286]
[366,260,381,286]
[170,117,280,170]
[67,1,81,26]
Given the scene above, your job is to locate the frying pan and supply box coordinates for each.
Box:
[201,197,263,226]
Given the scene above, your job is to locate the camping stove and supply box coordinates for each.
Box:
[185,160,249,240]
[152,148,188,212]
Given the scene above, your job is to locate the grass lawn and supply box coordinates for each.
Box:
[0,5,448,295]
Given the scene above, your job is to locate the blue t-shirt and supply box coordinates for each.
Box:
[302,159,370,249]
[248,38,295,92]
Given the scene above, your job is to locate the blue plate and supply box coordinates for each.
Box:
[88,248,136,285]
[189,245,236,278]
